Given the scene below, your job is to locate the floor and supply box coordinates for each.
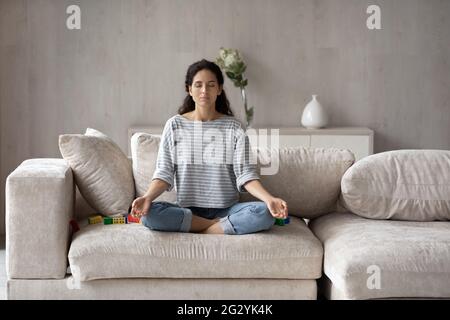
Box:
[0,235,5,300]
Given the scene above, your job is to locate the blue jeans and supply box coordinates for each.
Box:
[140,201,275,235]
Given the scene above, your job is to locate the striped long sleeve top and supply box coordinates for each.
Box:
[152,114,260,208]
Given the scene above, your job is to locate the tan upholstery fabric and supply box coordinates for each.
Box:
[74,185,97,220]
[241,148,355,219]
[7,277,317,300]
[75,158,134,220]
[130,132,177,202]
[341,150,450,221]
[309,212,450,299]
[6,159,73,279]
[317,275,450,300]
[130,136,354,219]
[69,216,323,281]
[59,128,135,216]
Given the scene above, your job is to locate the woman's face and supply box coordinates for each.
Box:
[189,69,222,109]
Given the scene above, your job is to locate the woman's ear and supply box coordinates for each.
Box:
[218,85,223,96]
[188,85,193,96]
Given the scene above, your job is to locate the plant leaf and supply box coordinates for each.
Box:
[226,71,236,79]
[235,62,246,74]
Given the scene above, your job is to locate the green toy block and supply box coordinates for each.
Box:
[103,217,113,225]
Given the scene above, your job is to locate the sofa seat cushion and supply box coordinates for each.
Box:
[309,212,450,299]
[69,216,323,281]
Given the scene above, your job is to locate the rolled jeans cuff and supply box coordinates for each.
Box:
[219,217,236,235]
[180,208,193,232]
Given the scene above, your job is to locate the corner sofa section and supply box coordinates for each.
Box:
[6,143,355,299]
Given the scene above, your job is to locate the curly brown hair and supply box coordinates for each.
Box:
[177,59,234,116]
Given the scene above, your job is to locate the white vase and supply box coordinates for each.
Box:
[301,95,328,129]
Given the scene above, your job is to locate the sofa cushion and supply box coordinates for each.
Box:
[68,216,323,281]
[341,150,450,221]
[240,147,355,219]
[309,212,450,299]
[130,132,177,202]
[59,128,135,216]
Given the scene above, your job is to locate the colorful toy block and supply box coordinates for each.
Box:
[113,215,127,224]
[103,217,113,225]
[127,214,141,224]
[69,219,80,233]
[88,215,103,225]
[89,213,140,226]
[274,217,290,226]
[103,215,127,225]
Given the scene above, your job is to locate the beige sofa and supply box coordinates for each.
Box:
[5,130,450,300]
[310,150,450,299]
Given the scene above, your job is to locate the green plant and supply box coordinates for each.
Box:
[216,48,254,128]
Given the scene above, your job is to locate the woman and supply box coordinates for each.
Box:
[131,59,288,234]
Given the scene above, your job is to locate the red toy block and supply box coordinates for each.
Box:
[69,219,80,233]
[127,214,141,224]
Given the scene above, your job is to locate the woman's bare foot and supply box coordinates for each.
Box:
[201,221,224,234]
[189,216,220,233]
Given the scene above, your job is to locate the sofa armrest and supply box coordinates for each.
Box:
[6,158,74,279]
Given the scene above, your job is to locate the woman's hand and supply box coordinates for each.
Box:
[131,196,151,218]
[242,181,289,219]
[266,197,289,219]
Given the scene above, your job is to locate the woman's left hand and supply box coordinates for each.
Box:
[266,197,289,219]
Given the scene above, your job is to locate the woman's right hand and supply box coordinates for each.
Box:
[131,196,151,218]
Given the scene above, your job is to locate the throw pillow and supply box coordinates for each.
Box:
[59,128,135,216]
[130,132,177,203]
[341,150,450,221]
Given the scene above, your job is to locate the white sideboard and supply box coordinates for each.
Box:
[128,126,374,161]
[268,127,374,161]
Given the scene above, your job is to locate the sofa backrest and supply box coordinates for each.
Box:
[239,147,355,219]
[130,132,355,219]
[130,133,177,203]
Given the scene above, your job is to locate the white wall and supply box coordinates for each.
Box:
[1,0,450,233]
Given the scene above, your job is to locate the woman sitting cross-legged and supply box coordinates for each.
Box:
[130,59,288,235]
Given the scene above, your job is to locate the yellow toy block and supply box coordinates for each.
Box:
[88,215,103,224]
[112,216,127,224]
